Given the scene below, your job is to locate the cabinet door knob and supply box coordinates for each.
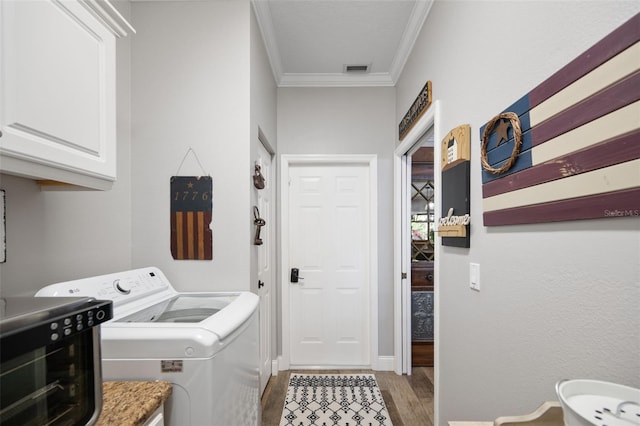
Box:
[426,273,433,281]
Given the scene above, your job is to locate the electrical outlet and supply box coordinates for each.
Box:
[470,263,480,291]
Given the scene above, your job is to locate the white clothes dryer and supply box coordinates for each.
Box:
[36,267,259,426]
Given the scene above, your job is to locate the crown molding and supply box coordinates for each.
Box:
[79,0,136,37]
[389,0,433,83]
[254,0,434,87]
[252,0,284,86]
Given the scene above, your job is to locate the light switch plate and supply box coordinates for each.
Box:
[470,263,480,291]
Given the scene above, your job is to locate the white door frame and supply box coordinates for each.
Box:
[256,131,276,393]
[279,154,379,370]
[393,100,441,421]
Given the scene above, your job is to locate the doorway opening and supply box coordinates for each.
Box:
[393,100,441,424]
[409,133,435,368]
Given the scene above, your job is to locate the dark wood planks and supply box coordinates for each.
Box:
[261,371,290,425]
[406,367,435,424]
[412,342,434,367]
[381,389,404,426]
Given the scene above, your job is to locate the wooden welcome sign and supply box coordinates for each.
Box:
[439,124,471,248]
[480,13,640,226]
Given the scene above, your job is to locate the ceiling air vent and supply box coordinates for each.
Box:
[344,64,370,73]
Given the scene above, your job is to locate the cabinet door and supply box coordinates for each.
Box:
[0,0,119,189]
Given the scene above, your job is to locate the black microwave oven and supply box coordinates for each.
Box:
[0,297,112,426]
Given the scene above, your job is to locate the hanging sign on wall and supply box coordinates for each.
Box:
[479,13,640,226]
[170,176,213,260]
[439,124,471,248]
[399,80,432,141]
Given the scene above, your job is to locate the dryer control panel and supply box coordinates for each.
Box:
[35,267,172,307]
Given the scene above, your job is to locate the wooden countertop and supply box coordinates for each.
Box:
[96,381,172,426]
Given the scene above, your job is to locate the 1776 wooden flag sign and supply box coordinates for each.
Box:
[170,176,212,260]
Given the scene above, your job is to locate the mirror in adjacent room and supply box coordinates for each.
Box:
[410,147,435,367]
[411,148,434,262]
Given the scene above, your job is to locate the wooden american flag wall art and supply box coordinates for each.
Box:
[170,176,213,260]
[479,13,640,226]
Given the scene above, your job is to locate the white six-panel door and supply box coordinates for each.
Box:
[286,161,371,366]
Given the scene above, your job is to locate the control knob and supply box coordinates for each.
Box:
[113,279,131,295]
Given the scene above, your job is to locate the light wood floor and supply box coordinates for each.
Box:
[261,368,434,426]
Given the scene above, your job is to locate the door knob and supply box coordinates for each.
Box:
[290,268,304,283]
[258,280,265,288]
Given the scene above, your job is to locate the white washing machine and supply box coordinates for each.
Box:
[36,267,260,426]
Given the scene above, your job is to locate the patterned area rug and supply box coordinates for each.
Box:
[279,374,393,426]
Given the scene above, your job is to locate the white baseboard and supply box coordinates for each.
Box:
[271,355,395,372]
[375,356,395,371]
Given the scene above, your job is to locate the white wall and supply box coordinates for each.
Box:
[0,1,133,296]
[277,87,396,356]
[396,2,640,423]
[250,6,277,156]
[250,4,278,360]
[249,4,277,295]
[131,0,253,292]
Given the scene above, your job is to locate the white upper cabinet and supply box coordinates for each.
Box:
[0,0,134,190]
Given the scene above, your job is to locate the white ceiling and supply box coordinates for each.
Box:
[252,0,433,87]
